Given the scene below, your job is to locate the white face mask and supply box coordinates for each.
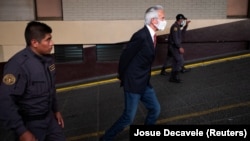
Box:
[180,20,186,27]
[154,19,167,31]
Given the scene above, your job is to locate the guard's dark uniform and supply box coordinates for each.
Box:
[0,47,65,140]
[168,21,188,72]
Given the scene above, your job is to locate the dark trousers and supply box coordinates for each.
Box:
[168,44,184,72]
[102,86,160,141]
[19,112,66,141]
[161,47,173,69]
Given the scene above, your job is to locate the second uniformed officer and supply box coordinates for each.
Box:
[167,14,191,83]
[0,21,66,141]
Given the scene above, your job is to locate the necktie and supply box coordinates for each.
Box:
[154,34,157,48]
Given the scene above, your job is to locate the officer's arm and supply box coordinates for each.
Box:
[182,20,190,36]
[172,26,181,48]
[52,88,59,113]
[0,67,28,137]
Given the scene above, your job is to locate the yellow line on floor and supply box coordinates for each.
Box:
[151,53,250,75]
[56,78,118,93]
[57,53,250,93]
[156,101,250,124]
[66,101,250,141]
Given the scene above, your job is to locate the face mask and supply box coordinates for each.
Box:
[180,20,186,27]
[155,19,167,31]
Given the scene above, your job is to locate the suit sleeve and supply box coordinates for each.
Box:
[118,33,143,82]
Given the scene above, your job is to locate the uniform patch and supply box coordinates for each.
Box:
[49,64,55,71]
[174,27,178,31]
[2,74,16,85]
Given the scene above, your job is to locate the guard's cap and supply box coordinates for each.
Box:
[176,14,187,20]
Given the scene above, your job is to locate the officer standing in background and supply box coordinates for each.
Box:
[0,21,66,141]
[165,14,191,83]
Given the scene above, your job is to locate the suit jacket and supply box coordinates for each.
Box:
[118,26,155,94]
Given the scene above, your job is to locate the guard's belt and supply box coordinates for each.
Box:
[22,112,48,121]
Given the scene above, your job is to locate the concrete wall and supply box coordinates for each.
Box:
[0,0,249,85]
[0,19,248,62]
[0,0,230,21]
[1,0,248,62]
[62,0,227,20]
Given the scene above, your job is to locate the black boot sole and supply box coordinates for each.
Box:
[169,78,182,83]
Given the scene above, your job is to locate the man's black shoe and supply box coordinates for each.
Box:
[180,68,191,73]
[160,70,168,75]
[169,78,182,83]
[99,136,105,141]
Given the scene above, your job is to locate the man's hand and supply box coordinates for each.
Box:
[54,112,65,128]
[186,20,191,25]
[19,131,37,141]
[179,47,185,54]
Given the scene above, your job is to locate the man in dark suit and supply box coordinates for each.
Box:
[100,5,167,141]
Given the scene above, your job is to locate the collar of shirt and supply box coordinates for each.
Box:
[26,47,52,64]
[146,25,156,42]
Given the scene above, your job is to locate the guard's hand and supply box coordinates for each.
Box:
[186,20,191,25]
[179,47,185,54]
[19,130,37,141]
[55,112,65,128]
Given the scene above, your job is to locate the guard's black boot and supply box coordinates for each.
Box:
[160,67,168,75]
[180,66,191,73]
[169,71,182,83]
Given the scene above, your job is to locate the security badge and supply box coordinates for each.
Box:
[2,74,16,85]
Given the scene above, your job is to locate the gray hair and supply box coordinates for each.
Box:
[144,5,164,25]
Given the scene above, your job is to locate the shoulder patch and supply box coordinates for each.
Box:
[174,27,178,31]
[2,74,16,85]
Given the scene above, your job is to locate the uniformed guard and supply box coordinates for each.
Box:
[0,21,66,141]
[166,14,191,83]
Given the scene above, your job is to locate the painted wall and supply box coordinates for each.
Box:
[0,19,248,62]
[0,0,249,85]
[1,19,249,86]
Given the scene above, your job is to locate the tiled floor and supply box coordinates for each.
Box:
[1,53,250,141]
